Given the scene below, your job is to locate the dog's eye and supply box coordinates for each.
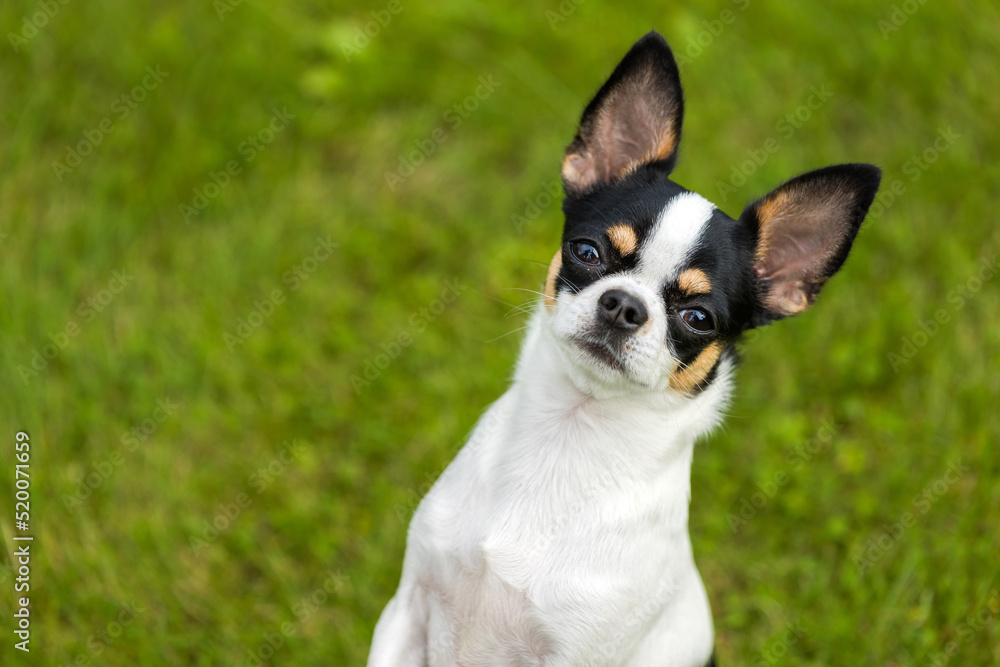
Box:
[570,241,601,265]
[680,308,714,334]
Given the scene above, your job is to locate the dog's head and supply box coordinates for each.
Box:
[544,32,881,396]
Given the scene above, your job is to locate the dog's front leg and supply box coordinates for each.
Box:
[367,587,428,667]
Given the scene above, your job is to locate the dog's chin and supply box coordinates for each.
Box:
[576,340,623,371]
[557,336,663,393]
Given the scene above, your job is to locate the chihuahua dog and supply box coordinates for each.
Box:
[369,31,880,666]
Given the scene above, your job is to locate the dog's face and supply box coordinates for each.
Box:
[544,32,881,396]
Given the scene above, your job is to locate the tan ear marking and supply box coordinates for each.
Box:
[669,341,723,395]
[607,224,639,256]
[544,250,562,311]
[562,152,596,192]
[753,190,792,265]
[756,190,792,225]
[650,129,677,163]
[769,280,811,315]
[677,268,711,295]
[561,153,581,180]
[617,129,679,179]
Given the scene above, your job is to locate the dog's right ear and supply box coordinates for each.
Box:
[562,31,684,196]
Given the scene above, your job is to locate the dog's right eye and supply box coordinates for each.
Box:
[570,241,601,266]
[680,308,714,334]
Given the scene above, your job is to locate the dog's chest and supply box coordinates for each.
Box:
[409,391,709,664]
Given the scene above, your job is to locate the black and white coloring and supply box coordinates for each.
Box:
[369,31,880,667]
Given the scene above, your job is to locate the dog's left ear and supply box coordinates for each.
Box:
[562,31,683,196]
[743,163,882,323]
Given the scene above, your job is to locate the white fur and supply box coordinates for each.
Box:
[547,193,717,396]
[369,236,732,667]
[638,192,715,286]
[549,270,677,394]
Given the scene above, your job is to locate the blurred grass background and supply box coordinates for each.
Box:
[1,0,998,664]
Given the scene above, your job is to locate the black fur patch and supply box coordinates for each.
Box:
[551,30,880,396]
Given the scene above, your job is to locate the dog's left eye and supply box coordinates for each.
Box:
[680,308,714,334]
[570,241,601,265]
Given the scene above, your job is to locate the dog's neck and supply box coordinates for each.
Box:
[489,309,733,530]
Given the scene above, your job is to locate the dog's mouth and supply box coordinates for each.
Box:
[575,340,623,370]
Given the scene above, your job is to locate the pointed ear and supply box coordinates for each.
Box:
[743,163,882,322]
[562,31,684,196]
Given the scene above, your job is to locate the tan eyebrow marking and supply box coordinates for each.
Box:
[544,250,562,311]
[669,341,723,395]
[677,268,712,295]
[607,224,638,256]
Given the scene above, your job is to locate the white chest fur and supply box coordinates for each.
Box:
[369,311,731,667]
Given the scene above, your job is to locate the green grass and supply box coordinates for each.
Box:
[1,0,998,664]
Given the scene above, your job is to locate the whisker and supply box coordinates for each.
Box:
[469,288,523,310]
[557,274,581,293]
[484,325,530,344]
[522,259,552,269]
[505,300,543,319]
[501,287,548,298]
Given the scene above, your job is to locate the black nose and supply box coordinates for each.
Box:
[598,289,648,330]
